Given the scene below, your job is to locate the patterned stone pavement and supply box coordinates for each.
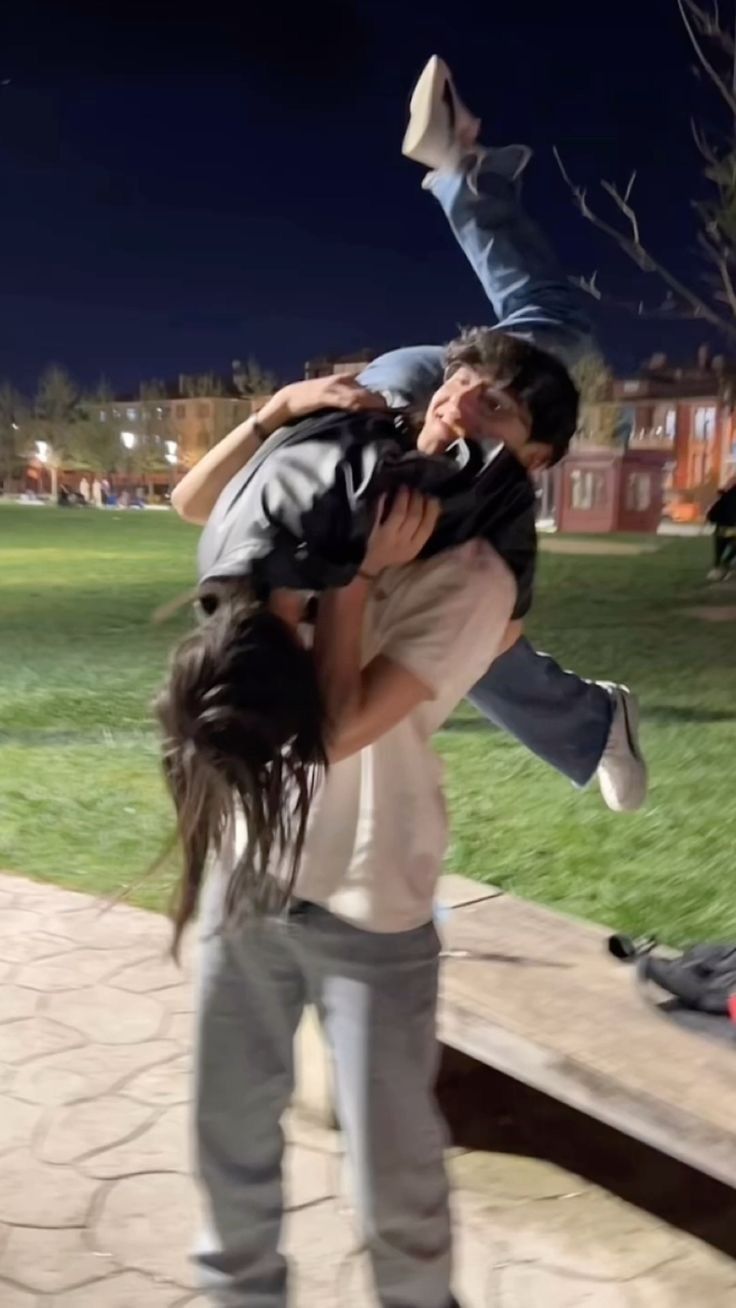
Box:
[1,873,735,1307]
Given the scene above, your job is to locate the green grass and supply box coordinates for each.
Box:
[1,503,734,943]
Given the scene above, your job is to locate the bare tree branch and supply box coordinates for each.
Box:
[573,273,705,319]
[691,116,721,166]
[577,271,601,300]
[682,0,735,56]
[677,0,736,116]
[716,254,736,313]
[556,4,736,346]
[601,177,642,244]
[698,221,736,314]
[553,146,736,341]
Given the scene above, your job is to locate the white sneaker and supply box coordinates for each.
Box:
[596,684,648,813]
[402,55,481,170]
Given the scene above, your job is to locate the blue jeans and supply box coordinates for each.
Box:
[360,155,611,787]
[359,149,592,406]
[469,638,611,787]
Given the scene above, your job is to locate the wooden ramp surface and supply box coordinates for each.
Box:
[437,877,736,1189]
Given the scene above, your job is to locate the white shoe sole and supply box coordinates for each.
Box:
[597,685,648,813]
[402,55,450,163]
[402,55,479,168]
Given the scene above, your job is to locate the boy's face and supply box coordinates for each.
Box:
[417,364,553,470]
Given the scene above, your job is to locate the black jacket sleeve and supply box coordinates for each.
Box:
[489,504,537,620]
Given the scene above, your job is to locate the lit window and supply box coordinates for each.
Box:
[99,410,107,422]
[614,406,635,445]
[625,473,652,512]
[665,408,676,439]
[570,469,607,510]
[694,406,716,441]
[126,407,138,421]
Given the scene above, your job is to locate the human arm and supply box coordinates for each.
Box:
[313,489,440,762]
[171,375,387,525]
[314,494,516,763]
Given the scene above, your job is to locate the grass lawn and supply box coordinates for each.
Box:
[1,502,734,945]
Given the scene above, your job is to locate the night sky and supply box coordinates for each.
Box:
[0,0,726,393]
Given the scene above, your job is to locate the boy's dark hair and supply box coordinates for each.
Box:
[444,328,579,465]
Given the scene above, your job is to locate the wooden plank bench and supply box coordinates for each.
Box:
[438,877,736,1189]
[295,874,736,1189]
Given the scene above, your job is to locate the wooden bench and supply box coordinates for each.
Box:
[438,875,736,1189]
[296,874,736,1189]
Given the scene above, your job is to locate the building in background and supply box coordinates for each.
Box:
[572,348,736,525]
[98,368,274,485]
[304,350,376,380]
[14,343,736,523]
[553,445,670,535]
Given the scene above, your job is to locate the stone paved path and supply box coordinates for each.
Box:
[1,874,735,1306]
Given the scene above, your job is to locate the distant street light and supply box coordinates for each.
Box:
[120,431,137,451]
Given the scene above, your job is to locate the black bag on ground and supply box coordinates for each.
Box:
[641,944,736,1014]
[608,934,736,1045]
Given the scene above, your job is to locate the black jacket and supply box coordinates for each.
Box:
[707,484,736,528]
[198,407,537,618]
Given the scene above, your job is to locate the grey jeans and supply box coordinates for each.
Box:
[194,886,453,1308]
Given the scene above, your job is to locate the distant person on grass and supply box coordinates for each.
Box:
[156,59,646,1308]
[707,476,736,581]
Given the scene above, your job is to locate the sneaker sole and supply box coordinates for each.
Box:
[599,686,648,812]
[402,55,448,160]
[618,686,644,765]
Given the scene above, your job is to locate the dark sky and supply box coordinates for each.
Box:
[0,0,727,393]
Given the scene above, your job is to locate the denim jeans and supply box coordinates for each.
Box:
[359,155,611,787]
[358,149,592,409]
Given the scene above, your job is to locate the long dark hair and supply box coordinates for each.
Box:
[155,582,327,955]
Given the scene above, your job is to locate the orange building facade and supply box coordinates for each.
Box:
[582,357,736,522]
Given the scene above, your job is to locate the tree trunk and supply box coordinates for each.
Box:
[50,466,59,500]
